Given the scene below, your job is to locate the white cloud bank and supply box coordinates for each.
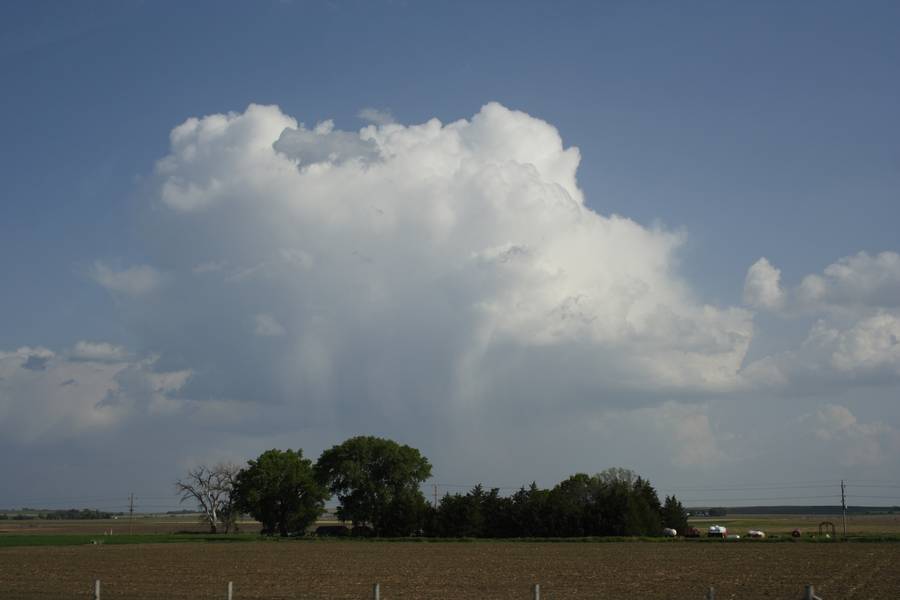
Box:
[0,345,190,443]
[808,404,900,467]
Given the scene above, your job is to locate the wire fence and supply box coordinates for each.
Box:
[76,580,827,600]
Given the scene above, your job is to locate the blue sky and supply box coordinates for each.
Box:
[2,1,899,509]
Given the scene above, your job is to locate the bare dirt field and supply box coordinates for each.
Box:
[2,540,899,599]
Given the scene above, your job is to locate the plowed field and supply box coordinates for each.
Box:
[2,541,898,599]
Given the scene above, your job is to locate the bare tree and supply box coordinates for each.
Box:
[175,462,239,533]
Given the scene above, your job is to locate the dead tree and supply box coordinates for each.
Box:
[175,462,239,533]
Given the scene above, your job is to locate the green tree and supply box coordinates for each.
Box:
[510,482,552,537]
[548,473,601,536]
[315,436,432,536]
[232,449,326,537]
[434,484,486,537]
[624,477,662,536]
[661,495,689,533]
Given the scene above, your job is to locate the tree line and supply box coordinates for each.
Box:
[177,436,688,537]
[0,509,117,520]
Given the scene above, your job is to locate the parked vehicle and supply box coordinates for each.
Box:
[708,525,727,538]
[747,530,766,539]
[684,527,701,538]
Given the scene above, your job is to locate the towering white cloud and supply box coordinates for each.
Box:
[743,257,784,310]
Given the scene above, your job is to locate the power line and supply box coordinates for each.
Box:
[844,479,900,484]
[682,495,842,503]
[847,495,900,500]
[845,484,900,489]
[657,479,837,490]
[663,484,837,492]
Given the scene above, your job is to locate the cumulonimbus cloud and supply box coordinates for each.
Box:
[132,101,757,431]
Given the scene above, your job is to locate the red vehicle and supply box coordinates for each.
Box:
[684,527,701,538]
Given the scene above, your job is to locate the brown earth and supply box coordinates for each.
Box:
[2,541,899,599]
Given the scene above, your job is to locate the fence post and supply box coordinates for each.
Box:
[373,582,380,600]
[94,580,100,600]
[706,586,715,600]
[533,583,540,600]
[227,581,233,600]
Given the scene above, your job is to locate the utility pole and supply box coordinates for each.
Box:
[128,493,135,535]
[840,480,847,538]
[433,484,438,508]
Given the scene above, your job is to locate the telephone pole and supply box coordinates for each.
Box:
[128,493,135,535]
[840,480,847,538]
[433,484,438,508]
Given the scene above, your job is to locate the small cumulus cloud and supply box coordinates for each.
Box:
[70,341,128,362]
[741,252,900,390]
[798,251,900,311]
[90,261,165,295]
[358,107,395,126]
[21,351,53,371]
[806,404,900,467]
[746,251,900,315]
[253,313,286,337]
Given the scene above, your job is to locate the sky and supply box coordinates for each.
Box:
[1,0,899,513]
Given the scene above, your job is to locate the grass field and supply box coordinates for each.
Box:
[0,516,260,536]
[2,540,899,599]
[688,513,900,537]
